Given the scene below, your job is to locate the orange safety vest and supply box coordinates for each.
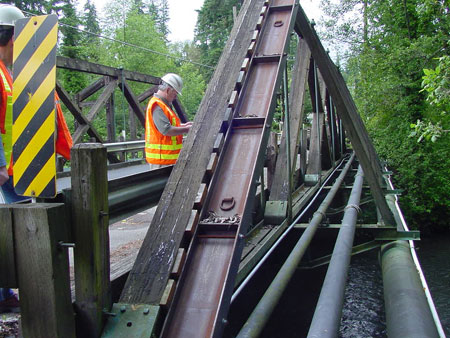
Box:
[0,60,14,175]
[55,92,73,160]
[0,60,73,176]
[145,96,182,165]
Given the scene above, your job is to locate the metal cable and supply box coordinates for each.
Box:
[20,10,215,70]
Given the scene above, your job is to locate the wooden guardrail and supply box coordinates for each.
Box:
[0,144,165,337]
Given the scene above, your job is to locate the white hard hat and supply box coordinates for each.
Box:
[161,73,183,95]
[0,4,24,27]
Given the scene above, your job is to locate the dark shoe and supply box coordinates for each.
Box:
[0,294,20,313]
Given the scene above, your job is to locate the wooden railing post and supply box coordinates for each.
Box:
[71,143,110,337]
[13,204,75,337]
[0,206,16,287]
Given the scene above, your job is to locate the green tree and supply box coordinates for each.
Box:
[319,0,450,231]
[194,0,241,80]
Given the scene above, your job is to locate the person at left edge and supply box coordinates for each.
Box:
[0,4,73,204]
[0,4,73,313]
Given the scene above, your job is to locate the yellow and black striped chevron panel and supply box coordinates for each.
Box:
[12,15,58,198]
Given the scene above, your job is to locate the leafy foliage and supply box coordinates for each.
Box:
[194,0,241,80]
[319,0,450,231]
[411,55,450,142]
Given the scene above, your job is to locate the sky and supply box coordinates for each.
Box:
[88,0,322,43]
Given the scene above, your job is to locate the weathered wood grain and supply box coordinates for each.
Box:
[120,0,267,305]
[295,5,395,225]
[0,206,16,287]
[71,144,110,338]
[269,38,311,201]
[14,204,75,338]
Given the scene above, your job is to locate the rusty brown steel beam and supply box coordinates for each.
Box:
[161,1,299,337]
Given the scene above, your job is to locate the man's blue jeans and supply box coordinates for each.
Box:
[0,176,29,203]
[0,288,14,302]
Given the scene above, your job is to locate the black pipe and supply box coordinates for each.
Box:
[307,165,364,337]
[236,153,355,338]
[381,241,439,338]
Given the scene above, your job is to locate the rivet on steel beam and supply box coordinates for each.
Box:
[143,308,150,315]
[120,306,126,313]
[239,233,245,240]
[100,211,108,217]
[222,318,228,325]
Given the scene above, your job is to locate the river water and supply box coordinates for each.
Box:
[226,233,450,337]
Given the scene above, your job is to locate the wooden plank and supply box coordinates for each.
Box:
[294,6,395,225]
[120,0,267,305]
[247,41,256,56]
[160,279,176,310]
[228,90,239,109]
[14,204,75,338]
[56,81,104,143]
[214,133,225,154]
[86,79,117,121]
[185,210,199,237]
[206,152,218,179]
[305,112,323,177]
[0,206,16,287]
[105,78,116,142]
[299,127,307,183]
[71,144,110,338]
[236,71,246,91]
[57,56,160,84]
[76,76,107,102]
[269,38,311,201]
[317,73,333,170]
[251,30,259,42]
[241,58,250,72]
[72,80,118,144]
[170,249,187,279]
[266,132,278,190]
[194,183,208,210]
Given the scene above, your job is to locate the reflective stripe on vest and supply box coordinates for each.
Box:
[0,61,13,173]
[145,96,182,165]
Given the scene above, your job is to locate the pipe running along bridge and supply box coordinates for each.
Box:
[0,1,445,337]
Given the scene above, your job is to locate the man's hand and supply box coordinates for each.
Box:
[0,166,8,186]
[165,122,193,136]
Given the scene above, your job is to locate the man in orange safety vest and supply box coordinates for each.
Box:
[0,4,73,313]
[145,73,192,167]
[0,4,72,204]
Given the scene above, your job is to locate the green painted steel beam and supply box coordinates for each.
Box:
[102,303,160,338]
[299,240,382,269]
[375,230,420,241]
[264,200,288,225]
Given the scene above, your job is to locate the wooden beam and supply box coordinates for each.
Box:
[306,112,323,178]
[57,56,160,84]
[120,0,267,305]
[0,206,16,287]
[269,38,311,201]
[71,144,110,338]
[14,204,75,338]
[106,78,116,142]
[87,79,117,121]
[294,6,395,225]
[56,82,104,143]
[76,76,107,102]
